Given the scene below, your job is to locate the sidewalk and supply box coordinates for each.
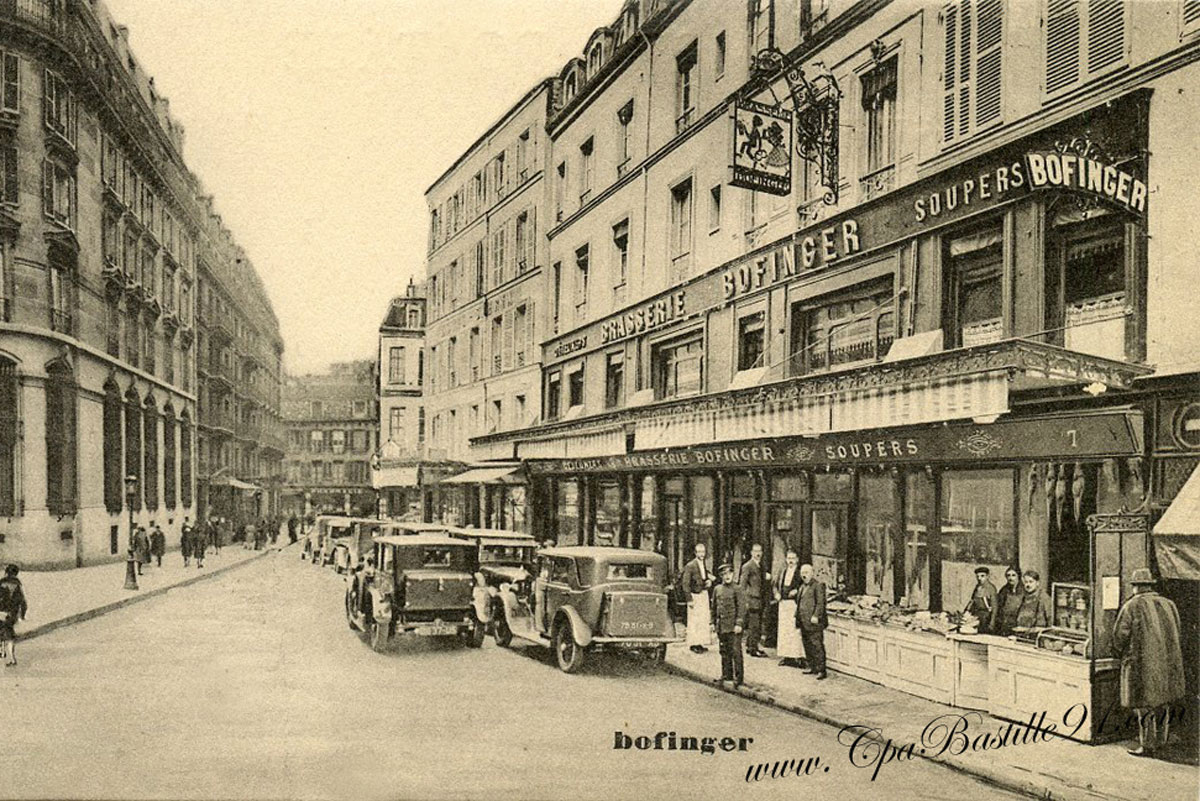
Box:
[663,643,1198,801]
[13,541,285,641]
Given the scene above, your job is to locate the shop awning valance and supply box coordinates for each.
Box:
[371,466,420,489]
[210,475,260,492]
[1152,463,1200,581]
[441,465,524,485]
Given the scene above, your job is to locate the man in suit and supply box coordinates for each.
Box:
[712,562,747,687]
[739,543,770,657]
[795,564,828,680]
[681,543,713,653]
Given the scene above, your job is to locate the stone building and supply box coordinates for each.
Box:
[0,0,281,567]
[281,360,377,518]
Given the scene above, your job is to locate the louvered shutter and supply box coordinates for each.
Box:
[944,0,1005,143]
[526,206,537,268]
[3,146,16,205]
[943,2,959,143]
[975,0,1003,127]
[1046,0,1125,95]
[42,159,53,215]
[1186,0,1200,27]
[1086,0,1125,74]
[525,300,536,365]
[503,313,515,371]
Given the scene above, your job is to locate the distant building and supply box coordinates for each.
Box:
[281,361,378,518]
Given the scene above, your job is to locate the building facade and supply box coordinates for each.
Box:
[0,0,281,568]
[281,360,377,518]
[421,80,554,530]
[467,0,1199,739]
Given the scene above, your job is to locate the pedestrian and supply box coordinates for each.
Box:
[773,550,804,668]
[681,543,714,654]
[287,514,298,544]
[991,566,1023,636]
[133,526,150,576]
[1113,567,1186,757]
[212,518,224,555]
[964,566,998,633]
[0,564,27,667]
[738,543,769,658]
[193,524,206,569]
[181,521,193,567]
[1013,569,1052,631]
[150,521,165,568]
[712,562,747,687]
[795,564,828,680]
[270,516,279,545]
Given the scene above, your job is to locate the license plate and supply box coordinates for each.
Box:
[417,624,459,637]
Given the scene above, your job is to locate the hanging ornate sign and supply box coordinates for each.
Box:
[730,99,793,196]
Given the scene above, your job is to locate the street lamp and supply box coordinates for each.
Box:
[124,474,139,590]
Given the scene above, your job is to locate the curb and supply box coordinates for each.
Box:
[16,546,283,642]
[660,658,1127,801]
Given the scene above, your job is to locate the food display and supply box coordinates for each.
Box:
[1052,582,1091,633]
[1036,626,1090,658]
[827,595,955,634]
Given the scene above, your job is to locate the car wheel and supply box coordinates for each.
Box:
[650,644,667,664]
[493,609,513,647]
[554,623,584,674]
[369,617,389,653]
[467,618,486,648]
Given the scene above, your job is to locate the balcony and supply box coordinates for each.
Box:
[860,164,896,202]
[0,0,69,35]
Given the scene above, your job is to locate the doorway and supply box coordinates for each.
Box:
[766,502,850,588]
[728,501,756,575]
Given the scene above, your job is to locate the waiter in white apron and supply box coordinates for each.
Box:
[682,543,713,653]
[774,550,805,667]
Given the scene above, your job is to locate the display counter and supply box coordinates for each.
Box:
[827,615,1117,741]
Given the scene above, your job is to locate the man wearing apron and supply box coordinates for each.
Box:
[774,550,804,667]
[682,543,713,653]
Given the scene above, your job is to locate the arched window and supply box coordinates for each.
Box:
[564,72,577,102]
[588,43,604,76]
[0,358,16,517]
[144,397,159,512]
[45,360,77,516]
[163,402,176,510]
[103,379,123,514]
[180,410,193,508]
[124,388,142,511]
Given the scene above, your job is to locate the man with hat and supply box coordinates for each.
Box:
[964,566,998,633]
[712,561,748,687]
[1113,567,1186,757]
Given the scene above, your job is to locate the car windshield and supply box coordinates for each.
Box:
[480,545,532,564]
[330,527,351,539]
[606,563,653,580]
[421,547,455,567]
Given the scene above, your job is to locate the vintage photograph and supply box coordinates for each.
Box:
[0,1,1197,799]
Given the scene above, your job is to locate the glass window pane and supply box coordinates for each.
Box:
[904,471,933,610]
[595,480,621,546]
[690,476,714,557]
[769,474,808,501]
[556,479,580,546]
[638,477,658,552]
[811,507,846,588]
[857,473,896,600]
[940,469,1016,615]
[813,472,852,501]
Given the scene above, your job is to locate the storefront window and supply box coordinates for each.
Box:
[637,476,658,552]
[811,505,847,588]
[556,479,580,546]
[769,474,808,501]
[690,476,715,559]
[904,470,933,610]
[792,280,894,376]
[813,471,852,501]
[1049,214,1127,362]
[857,473,896,600]
[595,479,622,546]
[945,227,1003,348]
[652,333,703,399]
[939,469,1016,614]
[508,485,528,533]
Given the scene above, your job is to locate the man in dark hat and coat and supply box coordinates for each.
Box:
[795,564,828,679]
[1113,567,1186,757]
[964,566,998,633]
[712,562,747,687]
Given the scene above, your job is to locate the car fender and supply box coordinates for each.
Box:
[554,605,593,648]
[367,586,391,621]
[471,579,492,623]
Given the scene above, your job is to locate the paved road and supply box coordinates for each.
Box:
[0,549,1024,801]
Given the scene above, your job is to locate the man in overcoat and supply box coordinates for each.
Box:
[795,564,828,679]
[132,526,151,576]
[738,543,770,657]
[1113,567,1186,757]
[712,562,747,687]
[149,522,165,568]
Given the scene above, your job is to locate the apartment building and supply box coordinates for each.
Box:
[0,0,282,567]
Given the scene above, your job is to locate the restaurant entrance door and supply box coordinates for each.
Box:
[766,502,850,588]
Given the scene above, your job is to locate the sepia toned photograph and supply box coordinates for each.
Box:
[0,1,1197,799]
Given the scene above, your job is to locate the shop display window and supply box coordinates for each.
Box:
[904,470,933,610]
[813,471,853,501]
[637,476,658,552]
[769,474,807,501]
[1052,582,1091,633]
[791,280,895,376]
[690,476,715,557]
[811,506,847,589]
[939,469,1017,614]
[595,479,622,546]
[556,479,581,546]
[857,473,897,600]
[1048,214,1128,362]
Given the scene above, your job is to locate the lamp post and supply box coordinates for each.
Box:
[124,474,139,590]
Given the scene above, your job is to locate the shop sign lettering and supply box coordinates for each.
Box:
[1024,151,1147,215]
[599,291,687,345]
[824,438,918,461]
[913,162,1026,222]
[553,336,587,358]
[722,220,861,300]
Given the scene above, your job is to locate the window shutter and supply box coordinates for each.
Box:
[3,53,19,113]
[42,159,53,215]
[526,206,537,268]
[3,146,16,205]
[42,68,52,128]
[975,0,1003,127]
[525,300,536,364]
[1086,0,1125,74]
[503,313,515,370]
[958,0,972,139]
[1186,0,1200,27]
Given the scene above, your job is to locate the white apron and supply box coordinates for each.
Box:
[776,600,804,659]
[687,591,712,646]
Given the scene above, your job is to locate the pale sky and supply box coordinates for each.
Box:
[102,0,619,374]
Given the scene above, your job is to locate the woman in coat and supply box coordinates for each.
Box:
[133,527,151,576]
[0,564,27,666]
[991,566,1023,636]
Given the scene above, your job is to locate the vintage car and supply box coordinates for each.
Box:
[383,520,452,537]
[345,533,484,651]
[303,515,340,562]
[446,526,538,634]
[315,516,361,566]
[492,546,680,673]
[330,519,385,573]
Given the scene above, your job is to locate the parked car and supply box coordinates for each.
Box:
[315,516,359,566]
[492,546,680,673]
[446,527,538,634]
[331,519,384,573]
[303,515,340,562]
[383,521,452,537]
[345,533,483,651]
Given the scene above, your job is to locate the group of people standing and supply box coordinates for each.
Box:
[680,543,828,687]
[128,517,230,574]
[962,565,1054,635]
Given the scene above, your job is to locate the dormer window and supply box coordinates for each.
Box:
[564,72,577,102]
[588,43,604,77]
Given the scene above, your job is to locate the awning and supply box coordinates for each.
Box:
[210,475,261,491]
[372,466,420,489]
[519,428,626,460]
[440,465,524,485]
[1153,463,1200,581]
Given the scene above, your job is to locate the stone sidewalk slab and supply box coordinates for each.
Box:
[11,542,290,642]
[663,643,1197,801]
